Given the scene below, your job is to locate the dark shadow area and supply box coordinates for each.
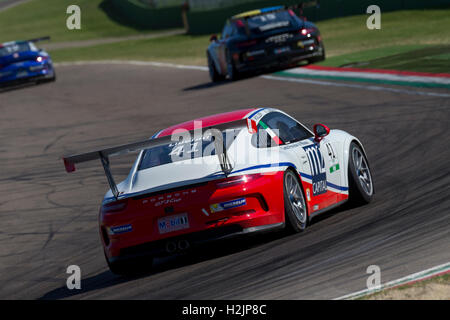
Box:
[98,0,183,31]
[182,79,231,91]
[99,0,151,31]
[309,199,368,226]
[38,198,360,300]
[182,61,311,91]
[38,230,287,300]
[0,79,53,94]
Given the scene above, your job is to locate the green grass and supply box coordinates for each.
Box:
[1,3,442,73]
[48,8,450,74]
[50,34,210,65]
[319,44,450,73]
[0,0,152,43]
[360,273,450,300]
[316,8,450,58]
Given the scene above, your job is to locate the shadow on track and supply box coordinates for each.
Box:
[38,231,287,300]
[0,79,54,94]
[182,62,312,91]
[38,199,367,299]
[182,80,231,91]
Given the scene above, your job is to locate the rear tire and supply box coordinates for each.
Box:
[283,169,308,233]
[207,53,224,82]
[226,50,240,81]
[348,142,373,204]
[308,42,325,64]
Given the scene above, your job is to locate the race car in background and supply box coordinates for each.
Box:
[0,38,56,87]
[207,6,325,81]
[62,108,373,275]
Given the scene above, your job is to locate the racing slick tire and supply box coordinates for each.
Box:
[37,71,56,84]
[105,251,154,276]
[226,49,240,81]
[308,43,325,64]
[348,142,374,204]
[208,53,225,82]
[283,169,308,233]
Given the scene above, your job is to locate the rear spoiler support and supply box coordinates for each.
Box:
[99,152,119,199]
[211,129,233,176]
[62,119,249,200]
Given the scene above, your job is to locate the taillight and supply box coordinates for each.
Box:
[300,28,316,36]
[216,173,263,189]
[102,199,128,213]
[235,19,245,28]
[36,56,48,63]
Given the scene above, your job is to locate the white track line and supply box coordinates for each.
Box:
[263,75,450,97]
[0,0,31,12]
[55,60,208,71]
[54,60,450,97]
[334,261,450,300]
[284,67,450,85]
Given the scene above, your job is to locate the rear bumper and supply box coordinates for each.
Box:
[0,64,54,86]
[101,171,286,261]
[235,43,324,73]
[109,222,284,263]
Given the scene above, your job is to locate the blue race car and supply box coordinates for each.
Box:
[0,38,56,87]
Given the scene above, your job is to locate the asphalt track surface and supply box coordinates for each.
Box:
[0,63,449,299]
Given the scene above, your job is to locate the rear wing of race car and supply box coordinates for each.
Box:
[26,36,51,43]
[62,119,251,200]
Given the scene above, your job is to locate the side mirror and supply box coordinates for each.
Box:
[313,123,330,143]
[210,34,218,42]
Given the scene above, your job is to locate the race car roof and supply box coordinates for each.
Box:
[0,41,21,47]
[232,5,285,19]
[156,108,257,138]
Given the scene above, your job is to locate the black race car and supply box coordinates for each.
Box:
[207,5,325,82]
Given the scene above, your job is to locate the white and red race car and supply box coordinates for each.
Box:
[63,108,373,274]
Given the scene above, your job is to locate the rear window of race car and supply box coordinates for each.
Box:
[0,42,35,57]
[138,131,238,171]
[237,10,300,35]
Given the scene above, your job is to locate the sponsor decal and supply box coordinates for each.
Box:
[210,198,246,213]
[109,224,132,235]
[158,213,189,234]
[274,46,290,54]
[313,204,319,211]
[155,198,181,207]
[330,163,340,173]
[264,32,292,42]
[303,144,327,196]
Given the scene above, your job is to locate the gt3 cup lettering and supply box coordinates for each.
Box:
[303,144,327,196]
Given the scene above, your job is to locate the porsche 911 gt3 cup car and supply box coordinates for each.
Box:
[0,38,55,86]
[62,108,373,275]
[207,6,325,81]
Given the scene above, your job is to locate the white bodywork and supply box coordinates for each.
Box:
[103,108,366,208]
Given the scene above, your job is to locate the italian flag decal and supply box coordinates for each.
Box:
[330,163,340,173]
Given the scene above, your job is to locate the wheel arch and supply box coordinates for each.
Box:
[347,138,375,194]
[207,47,224,75]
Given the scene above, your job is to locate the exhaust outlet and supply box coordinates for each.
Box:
[177,239,190,251]
[165,241,177,253]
